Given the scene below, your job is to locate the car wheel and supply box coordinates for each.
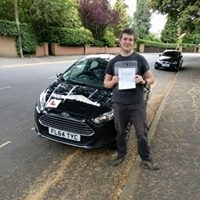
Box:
[175,66,179,72]
[179,61,183,69]
[154,64,159,69]
[175,62,181,72]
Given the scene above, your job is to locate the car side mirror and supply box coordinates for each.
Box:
[56,72,63,78]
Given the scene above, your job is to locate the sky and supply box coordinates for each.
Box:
[110,0,167,35]
[150,12,167,34]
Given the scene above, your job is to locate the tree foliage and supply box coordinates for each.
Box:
[112,0,132,38]
[20,0,81,42]
[133,0,151,39]
[150,0,200,34]
[46,27,93,46]
[78,0,120,39]
[161,17,178,43]
[0,0,81,42]
[0,0,15,21]
[182,30,200,44]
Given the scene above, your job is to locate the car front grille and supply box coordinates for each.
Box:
[39,114,94,136]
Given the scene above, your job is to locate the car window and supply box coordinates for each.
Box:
[90,60,98,69]
[62,57,108,88]
[162,51,178,57]
[62,58,88,79]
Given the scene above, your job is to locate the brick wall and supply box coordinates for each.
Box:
[0,36,18,57]
[51,44,121,56]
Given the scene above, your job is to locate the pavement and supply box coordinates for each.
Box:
[1,55,200,200]
[0,55,84,68]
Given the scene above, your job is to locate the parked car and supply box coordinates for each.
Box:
[154,50,183,72]
[34,54,149,149]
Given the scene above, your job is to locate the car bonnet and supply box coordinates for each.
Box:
[159,55,177,61]
[44,82,112,118]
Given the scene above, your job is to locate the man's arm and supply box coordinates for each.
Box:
[142,70,155,85]
[103,74,118,89]
[135,70,154,86]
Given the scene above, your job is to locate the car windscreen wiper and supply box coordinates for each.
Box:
[66,78,87,86]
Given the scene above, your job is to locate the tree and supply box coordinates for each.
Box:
[161,17,178,43]
[150,0,200,34]
[133,0,151,39]
[0,0,82,43]
[14,0,23,57]
[78,0,120,39]
[0,0,15,21]
[112,0,132,38]
[182,30,200,45]
[20,0,81,42]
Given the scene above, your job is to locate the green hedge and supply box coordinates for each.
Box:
[137,39,177,49]
[45,27,93,46]
[44,27,117,47]
[20,24,37,54]
[0,20,37,54]
[181,43,196,48]
[0,20,18,36]
[137,39,196,51]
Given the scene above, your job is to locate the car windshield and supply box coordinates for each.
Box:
[62,57,108,88]
[162,51,178,57]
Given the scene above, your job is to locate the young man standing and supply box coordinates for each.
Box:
[104,28,159,170]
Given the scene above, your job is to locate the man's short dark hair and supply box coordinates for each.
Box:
[119,28,136,40]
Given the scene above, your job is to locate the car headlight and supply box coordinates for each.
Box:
[93,110,114,124]
[38,90,47,111]
[172,61,178,64]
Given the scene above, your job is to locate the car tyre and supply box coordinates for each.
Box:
[154,64,159,69]
[175,66,179,72]
[179,61,183,70]
[175,61,183,72]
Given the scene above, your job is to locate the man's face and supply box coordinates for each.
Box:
[120,33,134,53]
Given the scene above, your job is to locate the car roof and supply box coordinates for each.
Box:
[83,54,116,60]
[163,49,179,53]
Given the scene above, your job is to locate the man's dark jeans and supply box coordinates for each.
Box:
[113,103,150,161]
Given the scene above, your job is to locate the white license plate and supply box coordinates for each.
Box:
[162,62,170,67]
[48,127,81,141]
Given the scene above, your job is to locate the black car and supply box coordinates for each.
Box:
[154,50,183,72]
[34,54,149,149]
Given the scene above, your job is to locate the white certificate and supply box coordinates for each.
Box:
[118,68,136,90]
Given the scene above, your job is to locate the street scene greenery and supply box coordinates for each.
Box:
[0,0,199,55]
